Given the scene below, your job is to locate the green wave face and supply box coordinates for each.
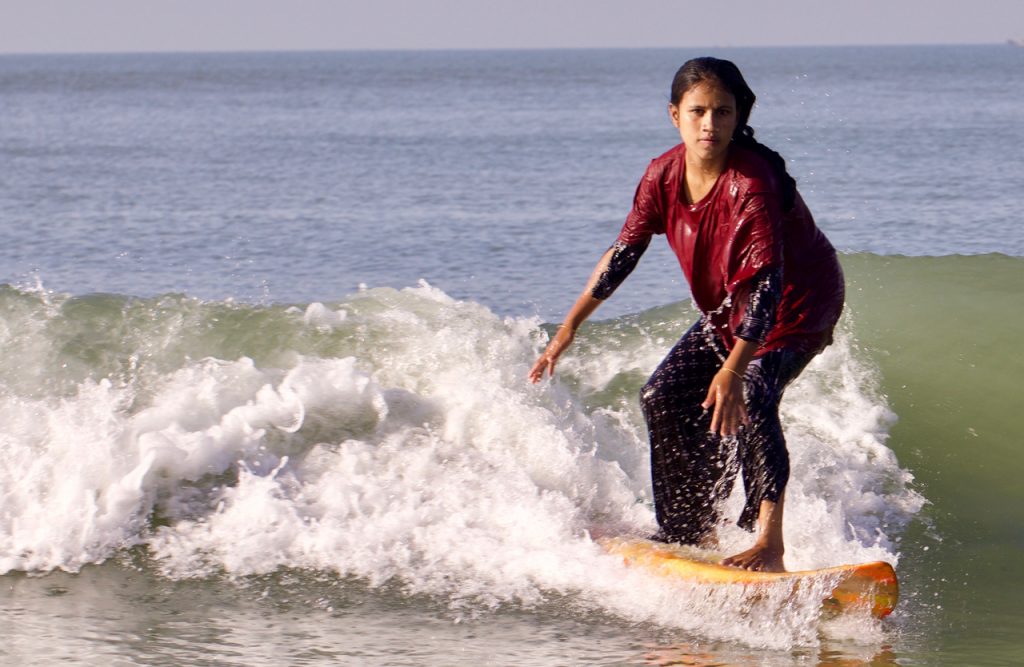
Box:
[841,253,1024,656]
[842,253,1024,534]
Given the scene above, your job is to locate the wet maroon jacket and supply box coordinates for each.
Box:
[617,143,844,355]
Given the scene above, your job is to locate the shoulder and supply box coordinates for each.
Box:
[725,145,779,197]
[652,142,686,165]
[641,143,685,183]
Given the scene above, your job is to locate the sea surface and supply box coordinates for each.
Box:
[1,45,1022,666]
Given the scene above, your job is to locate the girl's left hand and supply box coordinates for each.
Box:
[702,368,749,436]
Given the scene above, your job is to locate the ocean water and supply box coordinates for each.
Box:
[0,46,1022,666]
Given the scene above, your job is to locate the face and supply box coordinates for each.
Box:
[669,81,738,167]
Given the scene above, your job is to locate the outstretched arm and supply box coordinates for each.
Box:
[528,240,649,383]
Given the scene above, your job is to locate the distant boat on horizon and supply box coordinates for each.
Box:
[1008,38,1024,47]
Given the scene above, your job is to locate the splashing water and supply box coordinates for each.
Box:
[0,281,924,649]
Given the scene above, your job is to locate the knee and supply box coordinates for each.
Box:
[639,378,674,416]
[639,379,659,411]
[640,377,703,425]
[739,420,789,485]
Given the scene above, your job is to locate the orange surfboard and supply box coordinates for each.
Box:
[601,537,898,618]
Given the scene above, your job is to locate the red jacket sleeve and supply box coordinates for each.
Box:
[617,161,666,245]
[725,189,784,294]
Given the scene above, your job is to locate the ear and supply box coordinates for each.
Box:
[668,104,681,129]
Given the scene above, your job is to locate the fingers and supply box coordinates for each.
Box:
[528,355,554,383]
[702,370,749,437]
[722,402,748,437]
[539,355,557,380]
[528,330,572,383]
[701,384,716,411]
[715,398,747,437]
[709,390,723,434]
[701,383,720,432]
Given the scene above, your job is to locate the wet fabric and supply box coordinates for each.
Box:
[591,236,783,347]
[591,239,650,301]
[640,321,814,543]
[732,266,782,345]
[617,143,844,355]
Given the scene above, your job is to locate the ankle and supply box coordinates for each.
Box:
[754,537,784,553]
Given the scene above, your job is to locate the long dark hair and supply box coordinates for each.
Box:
[670,57,797,211]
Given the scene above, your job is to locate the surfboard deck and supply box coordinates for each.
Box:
[601,536,898,618]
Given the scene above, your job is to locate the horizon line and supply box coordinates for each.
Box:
[0,40,1012,59]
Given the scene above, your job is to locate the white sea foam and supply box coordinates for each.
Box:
[0,283,923,648]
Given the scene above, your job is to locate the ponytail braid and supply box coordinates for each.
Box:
[734,125,797,212]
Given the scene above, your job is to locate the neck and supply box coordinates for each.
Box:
[683,146,729,204]
[685,146,729,180]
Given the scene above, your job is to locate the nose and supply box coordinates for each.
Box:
[701,110,717,132]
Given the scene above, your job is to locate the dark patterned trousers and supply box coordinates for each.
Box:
[640,321,814,544]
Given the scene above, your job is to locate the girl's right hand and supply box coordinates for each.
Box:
[528,326,575,383]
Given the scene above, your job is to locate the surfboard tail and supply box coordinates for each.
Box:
[601,537,899,618]
[826,561,899,618]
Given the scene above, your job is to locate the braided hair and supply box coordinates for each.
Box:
[670,57,797,211]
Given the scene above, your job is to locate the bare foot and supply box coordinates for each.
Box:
[721,542,785,572]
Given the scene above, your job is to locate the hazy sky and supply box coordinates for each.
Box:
[2,0,1022,54]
